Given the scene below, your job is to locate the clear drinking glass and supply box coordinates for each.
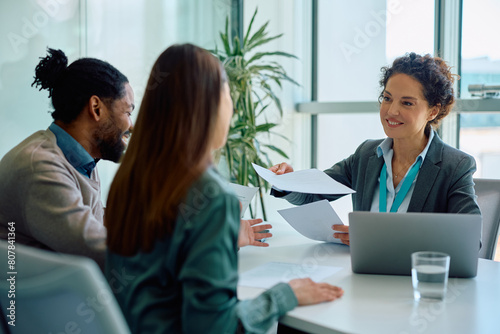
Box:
[411,251,450,301]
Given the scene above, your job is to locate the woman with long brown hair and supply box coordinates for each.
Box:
[105,44,343,333]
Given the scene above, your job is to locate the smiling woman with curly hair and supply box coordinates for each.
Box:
[270,52,480,246]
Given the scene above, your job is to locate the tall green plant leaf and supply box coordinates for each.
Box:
[247,34,283,51]
[247,51,299,64]
[243,8,258,48]
[264,144,289,159]
[211,8,299,220]
[221,17,232,56]
[256,123,278,132]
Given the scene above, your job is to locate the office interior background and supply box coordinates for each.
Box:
[1,0,499,240]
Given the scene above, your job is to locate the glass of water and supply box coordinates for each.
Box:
[411,251,450,301]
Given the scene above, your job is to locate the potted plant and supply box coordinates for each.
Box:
[211,8,298,220]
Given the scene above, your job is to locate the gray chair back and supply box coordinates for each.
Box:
[474,178,500,260]
[0,241,130,334]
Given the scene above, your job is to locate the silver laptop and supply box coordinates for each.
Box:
[349,212,482,278]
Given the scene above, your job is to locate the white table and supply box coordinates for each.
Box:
[237,220,500,334]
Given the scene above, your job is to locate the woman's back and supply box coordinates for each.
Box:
[107,167,243,333]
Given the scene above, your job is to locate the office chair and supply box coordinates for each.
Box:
[0,241,130,334]
[474,178,500,260]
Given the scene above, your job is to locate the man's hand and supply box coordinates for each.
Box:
[238,219,273,247]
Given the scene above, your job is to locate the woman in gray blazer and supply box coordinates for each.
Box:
[271,53,481,245]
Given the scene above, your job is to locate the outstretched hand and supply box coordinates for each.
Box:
[238,219,273,248]
[269,162,294,175]
[289,278,344,305]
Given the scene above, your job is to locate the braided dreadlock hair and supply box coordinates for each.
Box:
[32,48,129,123]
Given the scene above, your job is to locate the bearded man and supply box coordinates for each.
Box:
[0,48,134,270]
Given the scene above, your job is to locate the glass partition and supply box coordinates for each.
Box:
[0,0,81,158]
[0,0,234,201]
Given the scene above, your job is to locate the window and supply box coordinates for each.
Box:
[459,0,500,178]
[0,0,81,158]
[460,0,500,99]
[315,0,435,172]
[0,0,234,202]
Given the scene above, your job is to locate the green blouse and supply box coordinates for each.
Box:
[106,167,298,333]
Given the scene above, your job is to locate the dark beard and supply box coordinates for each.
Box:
[95,115,126,163]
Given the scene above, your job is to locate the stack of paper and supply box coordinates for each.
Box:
[252,164,354,243]
[278,200,347,244]
[228,183,259,218]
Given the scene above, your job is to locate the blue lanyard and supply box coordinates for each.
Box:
[379,159,422,213]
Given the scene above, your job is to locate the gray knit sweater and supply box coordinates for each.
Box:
[0,129,106,269]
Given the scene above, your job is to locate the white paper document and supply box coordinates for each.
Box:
[252,163,355,195]
[228,183,259,217]
[239,261,342,289]
[278,200,346,244]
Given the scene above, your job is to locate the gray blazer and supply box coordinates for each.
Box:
[277,132,480,214]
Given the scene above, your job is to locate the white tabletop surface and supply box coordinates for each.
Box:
[237,220,500,334]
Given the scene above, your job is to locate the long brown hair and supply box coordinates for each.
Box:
[106,44,226,256]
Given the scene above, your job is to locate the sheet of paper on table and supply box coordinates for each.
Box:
[238,261,342,289]
[228,183,259,218]
[252,163,355,195]
[278,199,347,244]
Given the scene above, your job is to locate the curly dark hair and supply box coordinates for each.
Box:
[379,52,456,133]
[32,48,129,123]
